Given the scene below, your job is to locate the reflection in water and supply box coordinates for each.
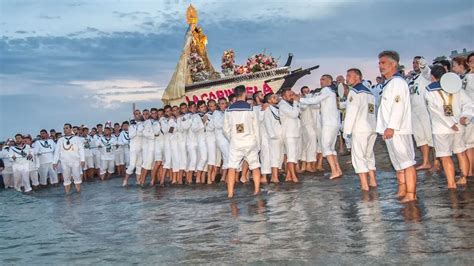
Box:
[1,166,474,264]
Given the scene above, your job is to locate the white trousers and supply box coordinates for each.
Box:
[216,134,230,170]
[170,136,180,173]
[351,133,377,173]
[163,136,172,169]
[412,108,433,147]
[126,148,143,175]
[464,123,474,149]
[114,147,125,166]
[178,136,187,170]
[187,143,197,172]
[385,134,416,171]
[302,125,317,162]
[39,163,58,185]
[29,170,39,186]
[3,170,14,188]
[196,137,207,171]
[123,146,130,167]
[260,136,271,174]
[61,161,82,186]
[141,139,155,170]
[321,125,339,157]
[206,136,217,166]
[100,159,115,175]
[269,138,284,169]
[433,133,467,157]
[93,149,101,169]
[13,163,31,192]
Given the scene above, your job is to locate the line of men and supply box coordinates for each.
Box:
[1,51,473,202]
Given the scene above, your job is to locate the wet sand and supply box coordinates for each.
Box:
[0,137,473,264]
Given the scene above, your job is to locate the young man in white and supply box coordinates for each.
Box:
[182,102,197,184]
[407,56,436,170]
[300,75,343,179]
[9,134,33,192]
[112,123,125,177]
[193,101,208,184]
[343,68,377,191]
[53,123,85,194]
[34,129,58,186]
[81,127,95,181]
[139,109,155,185]
[424,67,472,188]
[213,98,230,183]
[377,50,418,203]
[299,86,318,172]
[205,100,218,184]
[263,92,284,183]
[96,126,116,180]
[177,103,189,184]
[278,88,301,182]
[123,110,144,186]
[223,85,261,198]
[0,139,14,188]
[119,121,130,168]
[150,108,164,186]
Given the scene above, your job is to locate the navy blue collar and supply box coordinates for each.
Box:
[227,101,252,111]
[352,83,372,94]
[426,81,441,91]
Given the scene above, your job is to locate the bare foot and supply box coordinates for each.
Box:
[329,173,342,180]
[416,164,432,170]
[456,176,467,185]
[228,192,234,198]
[400,193,417,203]
[253,190,260,195]
[396,189,407,199]
[271,179,280,183]
[292,177,299,183]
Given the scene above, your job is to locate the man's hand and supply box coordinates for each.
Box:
[460,117,469,126]
[81,161,85,168]
[202,115,208,122]
[451,124,459,131]
[383,128,394,140]
[418,57,427,69]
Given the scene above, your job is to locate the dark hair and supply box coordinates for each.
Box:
[207,99,216,105]
[438,60,451,71]
[143,109,149,112]
[378,50,400,63]
[218,97,227,102]
[158,108,164,112]
[431,65,446,80]
[163,105,171,110]
[234,85,246,97]
[122,121,129,125]
[15,133,23,138]
[73,126,79,130]
[281,88,292,96]
[252,91,261,101]
[263,92,274,103]
[300,86,309,94]
[322,74,333,82]
[197,100,206,108]
[50,129,56,132]
[467,52,474,63]
[413,56,422,60]
[40,129,47,134]
[83,127,89,131]
[150,107,158,112]
[64,123,72,129]
[179,102,188,107]
[228,94,236,102]
[188,101,196,107]
[452,56,469,71]
[347,68,363,78]
[96,124,103,127]
[55,132,62,138]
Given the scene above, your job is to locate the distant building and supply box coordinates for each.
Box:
[449,48,473,59]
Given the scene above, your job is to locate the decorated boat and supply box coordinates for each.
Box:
[162,5,319,105]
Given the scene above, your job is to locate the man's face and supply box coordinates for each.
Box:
[143,110,150,120]
[97,126,103,134]
[379,56,397,77]
[320,76,332,88]
[40,131,49,140]
[452,61,465,75]
[198,104,207,113]
[24,138,32,145]
[64,125,72,135]
[122,124,129,131]
[83,129,89,137]
[256,92,263,102]
[282,90,294,103]
[189,104,197,113]
[180,105,188,114]
[15,135,22,145]
[151,110,158,120]
[172,107,179,117]
[301,87,310,96]
[164,108,172,117]
[269,94,279,105]
[104,128,111,136]
[346,71,360,86]
[336,75,345,84]
[469,56,474,71]
[218,100,228,111]
[114,124,120,132]
[91,128,97,135]
[73,128,78,135]
[134,110,142,121]
[413,58,420,72]
[208,102,217,112]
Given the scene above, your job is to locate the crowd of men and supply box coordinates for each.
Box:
[1,50,473,202]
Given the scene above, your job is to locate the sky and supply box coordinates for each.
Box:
[0,0,473,139]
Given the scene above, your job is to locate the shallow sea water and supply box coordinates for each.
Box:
[1,140,473,265]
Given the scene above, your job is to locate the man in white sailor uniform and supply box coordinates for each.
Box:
[0,139,14,188]
[253,92,270,184]
[137,109,155,185]
[53,123,85,193]
[343,68,377,191]
[169,106,182,183]
[300,74,343,179]
[112,123,125,177]
[92,123,103,178]
[407,56,436,170]
[223,85,261,198]
[96,126,116,180]
[279,88,301,182]
[123,110,144,186]
[177,103,190,184]
[34,129,58,186]
[80,127,95,181]
[377,50,418,203]
[263,92,284,183]
[119,121,130,168]
[205,100,218,184]
[150,108,164,186]
[193,101,208,184]
[9,134,34,192]
[424,67,472,188]
[213,98,230,183]
[182,102,197,184]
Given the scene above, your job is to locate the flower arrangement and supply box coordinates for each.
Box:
[221,49,235,77]
[188,52,211,82]
[244,53,278,74]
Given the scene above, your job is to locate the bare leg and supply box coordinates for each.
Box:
[466,148,474,177]
[150,161,161,186]
[241,162,249,183]
[271,167,280,183]
[252,168,261,195]
[455,151,469,185]
[358,172,369,191]
[64,184,71,194]
[195,171,202,184]
[178,170,183,184]
[368,170,377,187]
[396,170,406,198]
[261,174,268,184]
[75,183,81,193]
[123,173,130,186]
[440,156,456,188]
[334,155,343,176]
[221,169,228,183]
[400,166,417,203]
[287,162,298,182]
[186,171,193,184]
[416,145,432,170]
[159,167,166,186]
[327,155,341,179]
[227,168,236,198]
[316,153,324,171]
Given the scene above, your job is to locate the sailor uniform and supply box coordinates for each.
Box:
[152,118,164,162]
[213,110,230,170]
[193,112,208,171]
[53,135,85,186]
[118,130,131,167]
[82,136,95,170]
[343,83,377,173]
[0,147,14,188]
[141,119,155,170]
[408,67,433,147]
[300,95,318,162]
[205,111,217,167]
[177,114,190,171]
[462,73,474,148]
[312,102,323,154]
[278,99,301,163]
[376,73,416,170]
[96,135,117,175]
[34,139,58,185]
[113,133,125,166]
[91,134,102,169]
[223,101,261,170]
[264,105,284,169]
[168,117,181,173]
[125,121,143,176]
[9,145,33,192]
[300,86,340,157]
[424,82,473,157]
[182,112,197,172]
[254,105,271,174]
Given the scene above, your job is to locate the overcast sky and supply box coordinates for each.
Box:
[0,0,473,139]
